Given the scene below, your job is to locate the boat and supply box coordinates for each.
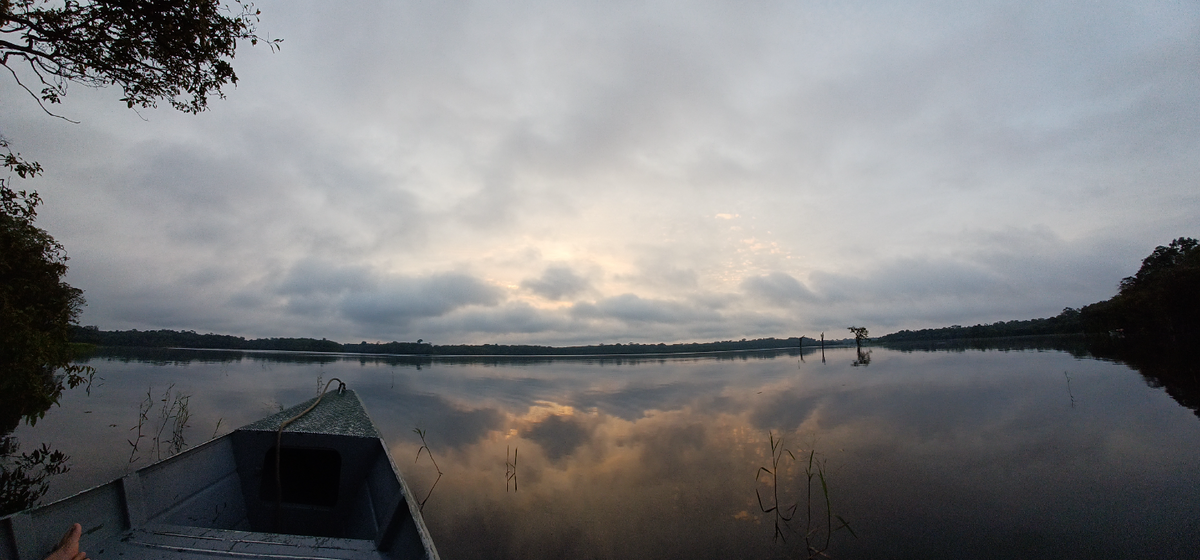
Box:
[0,385,440,560]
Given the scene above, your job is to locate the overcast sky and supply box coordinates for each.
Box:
[3,0,1198,345]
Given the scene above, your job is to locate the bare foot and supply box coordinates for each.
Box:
[44,523,88,560]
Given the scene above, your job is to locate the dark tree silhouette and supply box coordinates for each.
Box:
[1,1,279,427]
[1081,237,1200,344]
[2,2,279,513]
[847,326,869,349]
[0,168,92,432]
[1,0,279,114]
[1,0,280,216]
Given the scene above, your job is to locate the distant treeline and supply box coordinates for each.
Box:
[879,237,1199,346]
[429,337,809,356]
[878,308,1083,343]
[69,326,363,352]
[68,326,810,356]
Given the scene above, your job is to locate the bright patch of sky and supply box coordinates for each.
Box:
[4,0,1198,344]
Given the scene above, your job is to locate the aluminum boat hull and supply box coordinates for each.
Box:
[0,389,439,560]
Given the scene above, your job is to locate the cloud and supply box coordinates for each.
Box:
[278,260,373,296]
[809,259,1004,304]
[424,302,568,336]
[340,274,503,326]
[794,229,1138,331]
[521,267,591,300]
[9,0,1197,343]
[741,272,818,306]
[624,257,699,292]
[572,294,721,325]
[269,260,504,331]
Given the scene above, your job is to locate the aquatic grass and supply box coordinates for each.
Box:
[165,392,191,457]
[756,431,856,558]
[801,449,856,558]
[1064,370,1077,408]
[756,431,797,542]
[506,445,518,492]
[127,388,153,463]
[128,385,191,463]
[412,427,443,512]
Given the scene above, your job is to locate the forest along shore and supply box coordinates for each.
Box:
[68,328,860,356]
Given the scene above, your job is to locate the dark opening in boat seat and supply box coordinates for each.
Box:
[259,446,342,508]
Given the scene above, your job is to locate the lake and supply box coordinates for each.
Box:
[9,344,1200,559]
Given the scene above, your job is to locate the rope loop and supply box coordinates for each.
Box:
[274,377,345,530]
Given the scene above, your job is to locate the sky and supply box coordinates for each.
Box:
[3,0,1198,345]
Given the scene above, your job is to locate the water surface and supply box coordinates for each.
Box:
[12,345,1200,559]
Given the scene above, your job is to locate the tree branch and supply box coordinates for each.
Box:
[1,63,79,122]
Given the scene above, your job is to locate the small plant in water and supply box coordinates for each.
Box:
[757,431,797,542]
[128,385,192,463]
[127,388,153,463]
[1064,370,1077,409]
[798,448,856,557]
[756,431,856,558]
[412,427,443,512]
[506,445,518,492]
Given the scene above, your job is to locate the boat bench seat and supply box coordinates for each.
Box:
[97,523,389,560]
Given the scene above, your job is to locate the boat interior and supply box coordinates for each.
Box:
[1,391,436,560]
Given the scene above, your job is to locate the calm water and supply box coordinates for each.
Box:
[10,345,1200,559]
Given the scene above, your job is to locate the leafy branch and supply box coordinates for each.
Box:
[0,438,70,516]
[1,0,282,115]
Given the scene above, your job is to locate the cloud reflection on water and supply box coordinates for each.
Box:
[13,347,1200,559]
[368,348,1200,559]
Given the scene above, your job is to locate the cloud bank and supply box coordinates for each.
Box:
[2,0,1196,343]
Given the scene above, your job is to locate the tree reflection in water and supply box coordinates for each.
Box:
[0,434,70,516]
[0,366,81,515]
[1085,339,1200,419]
[852,348,871,367]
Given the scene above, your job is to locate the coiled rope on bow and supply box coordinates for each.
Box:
[274,377,346,531]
